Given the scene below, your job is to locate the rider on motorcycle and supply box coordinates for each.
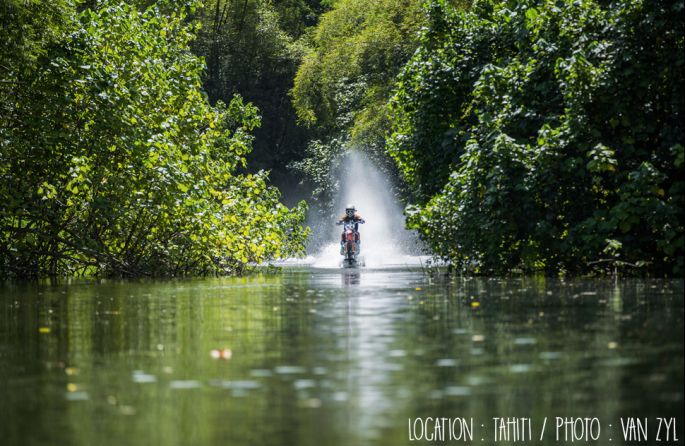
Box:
[336,204,365,255]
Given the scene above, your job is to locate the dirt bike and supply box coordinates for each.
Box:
[337,220,365,268]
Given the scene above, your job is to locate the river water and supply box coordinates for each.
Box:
[0,270,682,445]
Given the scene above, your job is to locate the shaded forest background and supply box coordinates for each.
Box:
[1,0,682,278]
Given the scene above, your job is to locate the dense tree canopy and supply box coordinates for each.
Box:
[388,0,684,275]
[292,0,425,133]
[0,0,308,278]
[1,0,681,278]
[289,0,429,220]
[191,0,325,195]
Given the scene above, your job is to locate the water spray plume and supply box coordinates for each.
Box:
[311,151,424,268]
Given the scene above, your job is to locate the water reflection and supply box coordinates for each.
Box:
[0,275,682,446]
[342,270,361,286]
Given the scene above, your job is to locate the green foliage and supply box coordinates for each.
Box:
[289,137,344,212]
[292,0,425,134]
[0,0,72,123]
[0,1,308,278]
[191,0,318,191]
[0,0,71,71]
[389,0,684,275]
[289,0,428,217]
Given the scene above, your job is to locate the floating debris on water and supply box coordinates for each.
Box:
[210,348,233,360]
[45,361,66,370]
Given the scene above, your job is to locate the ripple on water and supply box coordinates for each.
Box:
[465,375,490,386]
[510,364,532,373]
[210,380,261,390]
[444,386,472,397]
[539,351,563,360]
[65,391,89,401]
[436,358,459,367]
[250,369,273,378]
[294,379,316,390]
[374,362,403,372]
[600,357,639,367]
[132,371,157,384]
[275,365,307,375]
[169,380,202,389]
[332,391,348,402]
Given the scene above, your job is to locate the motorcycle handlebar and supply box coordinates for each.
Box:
[336,219,365,225]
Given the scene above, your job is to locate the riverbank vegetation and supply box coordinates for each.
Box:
[290,0,430,213]
[294,0,683,276]
[388,0,683,275]
[1,0,682,278]
[0,1,308,278]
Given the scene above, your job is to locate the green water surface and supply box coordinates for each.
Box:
[0,270,682,445]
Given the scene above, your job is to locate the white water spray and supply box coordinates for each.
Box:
[310,151,424,268]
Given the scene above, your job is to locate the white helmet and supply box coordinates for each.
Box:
[345,204,356,218]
